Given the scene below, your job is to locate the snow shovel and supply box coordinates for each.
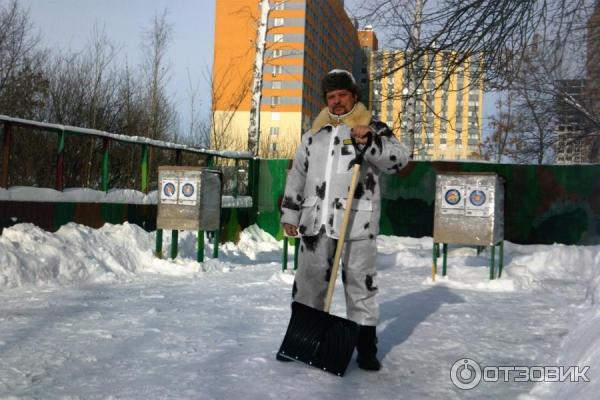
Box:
[277,163,362,377]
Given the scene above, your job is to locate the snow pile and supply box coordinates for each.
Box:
[505,242,600,291]
[0,222,286,289]
[520,244,600,399]
[418,240,600,294]
[0,223,151,287]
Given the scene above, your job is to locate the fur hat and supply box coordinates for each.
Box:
[321,69,360,102]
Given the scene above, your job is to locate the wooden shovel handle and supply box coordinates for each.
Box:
[324,163,361,313]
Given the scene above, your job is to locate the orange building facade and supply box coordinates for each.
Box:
[212,0,362,158]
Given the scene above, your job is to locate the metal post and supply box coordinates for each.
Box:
[101,138,110,192]
[293,237,299,270]
[282,236,288,271]
[197,230,204,262]
[432,242,439,281]
[489,244,496,280]
[55,129,65,191]
[248,158,260,225]
[442,243,448,276]
[175,149,182,166]
[141,144,148,193]
[233,158,239,197]
[498,241,505,277]
[155,229,163,258]
[212,227,219,259]
[1,123,12,188]
[170,230,179,259]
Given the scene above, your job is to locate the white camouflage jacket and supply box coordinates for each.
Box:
[280,102,410,240]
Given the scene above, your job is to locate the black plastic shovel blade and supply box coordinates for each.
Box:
[277,301,359,377]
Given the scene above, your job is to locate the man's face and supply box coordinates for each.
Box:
[326,89,357,115]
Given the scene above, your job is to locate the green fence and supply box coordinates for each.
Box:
[255,160,600,245]
[2,114,599,245]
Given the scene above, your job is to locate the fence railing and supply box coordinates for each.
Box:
[0,114,256,198]
[0,115,264,261]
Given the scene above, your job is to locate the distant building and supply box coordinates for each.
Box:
[586,0,600,162]
[555,79,589,164]
[369,50,484,160]
[357,25,378,106]
[555,1,600,164]
[212,0,362,158]
[587,0,600,114]
[212,0,484,161]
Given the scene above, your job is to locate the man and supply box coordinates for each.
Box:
[279,69,410,371]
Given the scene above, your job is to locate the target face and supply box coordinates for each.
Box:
[160,178,179,204]
[163,183,176,197]
[444,189,462,205]
[182,183,195,197]
[469,190,486,206]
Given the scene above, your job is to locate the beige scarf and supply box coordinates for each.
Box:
[310,102,371,134]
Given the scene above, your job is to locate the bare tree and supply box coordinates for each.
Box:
[353,0,599,162]
[208,61,253,154]
[141,9,176,142]
[0,0,40,96]
[247,0,270,156]
[482,93,516,162]
[0,0,47,119]
[258,129,297,159]
[184,68,210,148]
[354,0,594,87]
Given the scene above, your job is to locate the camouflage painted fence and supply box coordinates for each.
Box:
[1,144,599,245]
[257,159,600,245]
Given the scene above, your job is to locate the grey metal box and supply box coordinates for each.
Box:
[157,166,222,231]
[433,172,504,246]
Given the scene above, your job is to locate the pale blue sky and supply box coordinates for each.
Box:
[20,0,215,130]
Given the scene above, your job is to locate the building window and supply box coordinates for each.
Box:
[270,126,280,136]
[274,18,284,26]
[271,96,280,106]
[273,1,284,10]
[272,49,282,58]
[272,65,282,75]
[270,143,277,152]
[271,112,280,121]
[272,80,281,89]
[274,34,284,43]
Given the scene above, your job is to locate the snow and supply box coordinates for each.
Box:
[0,187,252,207]
[0,187,158,204]
[0,222,599,399]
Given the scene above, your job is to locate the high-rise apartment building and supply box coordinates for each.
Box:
[586,0,600,162]
[555,79,589,164]
[357,26,378,105]
[587,1,600,114]
[369,50,484,160]
[212,0,361,158]
[555,1,600,164]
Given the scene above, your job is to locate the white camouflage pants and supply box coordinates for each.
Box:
[292,228,379,326]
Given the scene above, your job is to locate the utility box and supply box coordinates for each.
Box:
[433,172,504,246]
[156,166,222,231]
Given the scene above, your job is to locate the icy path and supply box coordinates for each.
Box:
[0,230,592,399]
